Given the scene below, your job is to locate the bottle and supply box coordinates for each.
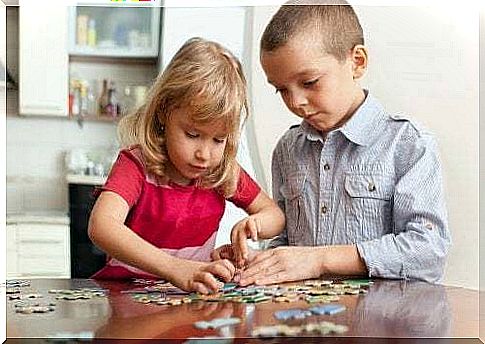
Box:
[76,15,89,46]
[98,79,109,117]
[88,19,97,47]
[106,81,118,118]
[86,82,97,116]
[80,83,88,117]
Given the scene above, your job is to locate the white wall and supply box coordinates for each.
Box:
[249,5,479,289]
[6,117,118,212]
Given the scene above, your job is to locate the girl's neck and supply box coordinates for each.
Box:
[164,162,194,186]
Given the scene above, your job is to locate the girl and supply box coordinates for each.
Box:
[88,37,285,294]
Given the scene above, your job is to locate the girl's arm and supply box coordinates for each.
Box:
[231,190,285,267]
[89,191,235,293]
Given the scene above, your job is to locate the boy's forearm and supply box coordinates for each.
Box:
[316,245,368,276]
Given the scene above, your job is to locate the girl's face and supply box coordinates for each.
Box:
[164,107,228,186]
[260,32,365,133]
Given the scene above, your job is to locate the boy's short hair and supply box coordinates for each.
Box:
[261,0,364,61]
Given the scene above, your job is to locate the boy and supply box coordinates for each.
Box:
[236,2,451,285]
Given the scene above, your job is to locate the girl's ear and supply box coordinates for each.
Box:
[351,45,368,80]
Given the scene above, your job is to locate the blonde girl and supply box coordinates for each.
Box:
[88,37,285,294]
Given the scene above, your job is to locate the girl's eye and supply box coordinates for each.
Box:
[274,87,286,94]
[213,137,226,144]
[185,132,199,138]
[303,79,319,88]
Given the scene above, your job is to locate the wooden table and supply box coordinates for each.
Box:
[5,278,482,342]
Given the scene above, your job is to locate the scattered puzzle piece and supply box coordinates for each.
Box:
[194,317,241,329]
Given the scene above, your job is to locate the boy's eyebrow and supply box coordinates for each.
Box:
[267,69,322,86]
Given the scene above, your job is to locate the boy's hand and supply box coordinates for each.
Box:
[230,216,261,268]
[170,259,236,294]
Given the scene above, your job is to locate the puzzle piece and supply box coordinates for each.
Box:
[309,304,346,315]
[194,317,241,329]
[274,309,312,321]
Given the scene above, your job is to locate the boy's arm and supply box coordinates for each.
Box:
[238,244,367,286]
[357,134,451,283]
[267,142,290,248]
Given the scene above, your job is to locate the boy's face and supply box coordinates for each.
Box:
[260,33,365,133]
[164,107,228,185]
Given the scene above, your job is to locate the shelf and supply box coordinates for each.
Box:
[69,47,158,59]
[68,114,122,123]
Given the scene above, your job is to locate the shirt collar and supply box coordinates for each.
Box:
[297,90,386,146]
[338,90,386,146]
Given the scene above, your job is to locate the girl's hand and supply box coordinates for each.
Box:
[230,216,261,268]
[170,259,236,294]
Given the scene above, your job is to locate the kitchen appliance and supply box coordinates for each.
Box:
[68,179,106,278]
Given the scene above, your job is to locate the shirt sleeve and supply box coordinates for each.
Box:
[356,133,452,283]
[228,166,261,210]
[96,149,145,207]
[268,140,289,248]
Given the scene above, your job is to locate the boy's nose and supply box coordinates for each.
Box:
[288,90,309,111]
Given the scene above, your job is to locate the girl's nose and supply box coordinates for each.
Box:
[195,144,210,161]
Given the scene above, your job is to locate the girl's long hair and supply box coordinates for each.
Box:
[118,37,249,197]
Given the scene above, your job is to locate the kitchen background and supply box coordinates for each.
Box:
[1,1,481,290]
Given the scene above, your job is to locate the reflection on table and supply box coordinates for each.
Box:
[5,278,479,341]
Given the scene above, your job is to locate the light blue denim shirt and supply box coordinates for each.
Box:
[269,91,451,283]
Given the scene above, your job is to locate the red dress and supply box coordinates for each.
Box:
[91,146,261,279]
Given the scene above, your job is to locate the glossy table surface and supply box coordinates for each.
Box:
[5,278,482,342]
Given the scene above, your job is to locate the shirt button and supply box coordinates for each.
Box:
[425,223,433,230]
[321,205,328,214]
[323,163,330,171]
[368,182,376,192]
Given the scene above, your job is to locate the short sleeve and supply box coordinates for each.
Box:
[228,167,261,210]
[96,149,145,207]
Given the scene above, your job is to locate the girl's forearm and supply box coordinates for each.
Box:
[88,213,179,279]
[256,206,286,239]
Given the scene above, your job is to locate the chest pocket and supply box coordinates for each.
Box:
[279,170,307,245]
[344,174,394,240]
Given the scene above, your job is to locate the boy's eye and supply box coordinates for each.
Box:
[303,79,319,88]
[185,132,199,138]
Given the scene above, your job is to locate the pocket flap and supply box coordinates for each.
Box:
[280,170,307,200]
[344,174,393,200]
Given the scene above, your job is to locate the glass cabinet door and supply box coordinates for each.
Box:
[69,4,161,58]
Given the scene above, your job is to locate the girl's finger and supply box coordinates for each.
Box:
[247,218,258,241]
[196,271,223,292]
[191,281,210,295]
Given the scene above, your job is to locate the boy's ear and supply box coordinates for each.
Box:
[351,45,368,80]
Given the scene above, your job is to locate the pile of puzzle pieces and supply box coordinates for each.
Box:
[128,278,372,305]
[5,280,109,314]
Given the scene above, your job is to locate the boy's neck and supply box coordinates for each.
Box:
[319,88,366,136]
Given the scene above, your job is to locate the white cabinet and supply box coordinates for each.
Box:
[7,222,70,279]
[68,5,161,58]
[18,4,69,116]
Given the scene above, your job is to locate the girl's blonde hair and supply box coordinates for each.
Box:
[118,37,248,197]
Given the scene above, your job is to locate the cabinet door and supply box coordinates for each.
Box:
[16,223,70,278]
[19,4,69,116]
